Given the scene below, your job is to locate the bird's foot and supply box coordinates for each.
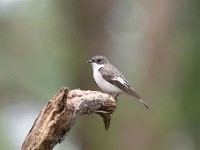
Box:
[114,93,119,101]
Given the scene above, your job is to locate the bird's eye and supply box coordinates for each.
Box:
[97,59,101,62]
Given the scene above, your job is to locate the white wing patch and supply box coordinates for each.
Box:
[112,76,129,86]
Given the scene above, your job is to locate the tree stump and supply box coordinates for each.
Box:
[22,86,116,150]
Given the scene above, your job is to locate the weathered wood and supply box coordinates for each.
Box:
[22,87,116,150]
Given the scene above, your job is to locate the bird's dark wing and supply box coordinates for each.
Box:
[99,64,141,99]
[99,64,149,109]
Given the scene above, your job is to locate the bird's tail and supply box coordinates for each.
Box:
[128,88,149,109]
[139,99,149,109]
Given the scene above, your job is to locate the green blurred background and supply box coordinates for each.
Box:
[0,0,199,150]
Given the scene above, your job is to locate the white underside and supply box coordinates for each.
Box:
[91,63,123,94]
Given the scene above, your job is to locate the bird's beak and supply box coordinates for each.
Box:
[86,59,93,63]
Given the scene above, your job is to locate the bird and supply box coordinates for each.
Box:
[87,55,149,109]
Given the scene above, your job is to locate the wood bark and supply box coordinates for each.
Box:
[21,87,116,150]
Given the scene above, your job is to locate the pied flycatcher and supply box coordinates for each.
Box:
[87,55,149,109]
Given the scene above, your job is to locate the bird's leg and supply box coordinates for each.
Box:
[114,93,119,101]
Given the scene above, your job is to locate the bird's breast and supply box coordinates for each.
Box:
[93,69,123,94]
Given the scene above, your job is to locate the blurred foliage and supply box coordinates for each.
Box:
[0,0,199,150]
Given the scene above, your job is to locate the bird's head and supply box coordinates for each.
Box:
[87,55,109,65]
